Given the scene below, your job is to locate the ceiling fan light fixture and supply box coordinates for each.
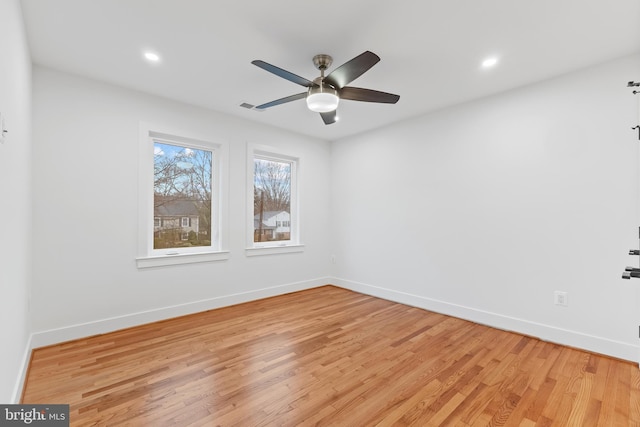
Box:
[306,84,339,113]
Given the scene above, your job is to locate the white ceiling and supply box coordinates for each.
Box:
[19,0,640,141]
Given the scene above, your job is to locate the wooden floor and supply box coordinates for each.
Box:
[22,286,640,426]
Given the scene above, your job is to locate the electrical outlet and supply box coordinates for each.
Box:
[554,291,568,307]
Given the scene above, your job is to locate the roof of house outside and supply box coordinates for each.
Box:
[253,210,289,221]
[154,199,200,217]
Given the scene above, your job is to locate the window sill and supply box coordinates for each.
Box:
[245,244,305,257]
[136,251,230,269]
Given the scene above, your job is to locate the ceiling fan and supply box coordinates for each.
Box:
[251,51,400,125]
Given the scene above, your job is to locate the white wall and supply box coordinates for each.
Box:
[0,0,32,403]
[25,47,640,384]
[31,67,332,343]
[331,54,640,361]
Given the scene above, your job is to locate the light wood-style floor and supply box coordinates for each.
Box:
[22,285,640,426]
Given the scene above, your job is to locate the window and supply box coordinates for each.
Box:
[137,124,229,268]
[247,145,302,255]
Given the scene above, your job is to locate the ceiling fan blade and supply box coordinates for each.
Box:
[324,51,380,89]
[255,92,307,109]
[340,87,400,104]
[252,60,316,87]
[320,110,337,125]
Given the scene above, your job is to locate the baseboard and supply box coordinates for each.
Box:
[22,275,638,401]
[11,334,33,403]
[30,277,329,349]
[331,277,639,363]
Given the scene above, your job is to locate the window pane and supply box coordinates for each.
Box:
[254,158,291,242]
[154,142,212,249]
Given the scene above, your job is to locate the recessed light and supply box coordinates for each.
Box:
[144,52,160,62]
[481,57,498,68]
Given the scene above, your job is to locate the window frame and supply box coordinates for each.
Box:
[137,123,229,268]
[246,144,303,256]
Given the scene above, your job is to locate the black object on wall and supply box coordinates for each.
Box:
[622,227,640,279]
[629,81,639,140]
